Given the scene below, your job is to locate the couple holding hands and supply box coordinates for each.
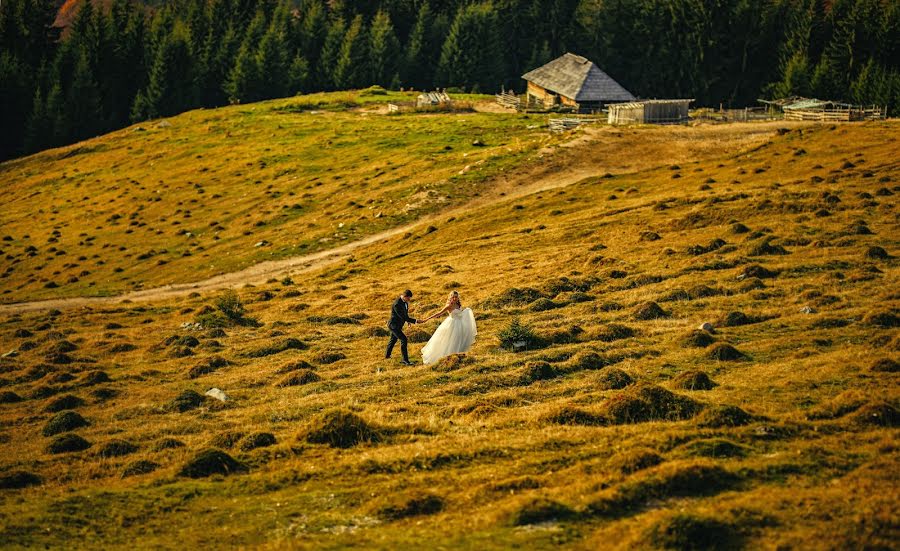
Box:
[385,289,477,365]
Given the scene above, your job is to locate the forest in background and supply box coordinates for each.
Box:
[1,0,899,161]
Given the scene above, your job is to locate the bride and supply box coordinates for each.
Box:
[419,291,477,365]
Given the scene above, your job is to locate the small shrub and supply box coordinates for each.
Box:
[608,448,663,474]
[276,369,320,387]
[377,492,445,520]
[303,409,381,448]
[364,326,391,338]
[215,290,246,322]
[175,335,200,348]
[307,315,360,325]
[722,311,753,327]
[672,371,716,391]
[598,368,634,390]
[44,394,85,412]
[122,460,160,477]
[707,343,745,361]
[47,340,77,353]
[178,449,248,478]
[47,433,91,454]
[632,301,669,321]
[240,432,276,451]
[0,471,42,489]
[276,360,315,373]
[498,318,540,351]
[601,383,701,424]
[599,301,623,312]
[42,410,89,436]
[696,405,753,428]
[509,498,576,526]
[109,343,137,353]
[97,439,138,458]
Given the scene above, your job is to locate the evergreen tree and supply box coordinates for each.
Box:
[288,53,310,94]
[369,10,400,88]
[318,16,346,90]
[0,52,30,159]
[255,22,288,99]
[333,15,368,90]
[437,3,504,92]
[24,87,51,153]
[772,51,812,98]
[401,1,430,89]
[68,50,102,142]
[224,10,267,103]
[132,24,194,120]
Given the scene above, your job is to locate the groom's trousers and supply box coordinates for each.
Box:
[385,325,409,362]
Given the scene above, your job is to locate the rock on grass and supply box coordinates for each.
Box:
[47,433,91,454]
[671,371,716,391]
[276,370,320,387]
[122,460,160,478]
[0,471,42,489]
[632,302,669,321]
[509,498,576,526]
[377,492,444,521]
[601,383,701,424]
[42,410,89,436]
[178,449,248,478]
[302,410,381,448]
[707,343,745,361]
[597,368,634,390]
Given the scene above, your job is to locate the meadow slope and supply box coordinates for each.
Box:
[0,98,897,550]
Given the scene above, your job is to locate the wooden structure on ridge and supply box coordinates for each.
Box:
[760,97,885,121]
[417,91,452,108]
[607,99,693,125]
[521,53,635,113]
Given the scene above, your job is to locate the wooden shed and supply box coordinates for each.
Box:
[607,99,693,125]
[521,53,635,113]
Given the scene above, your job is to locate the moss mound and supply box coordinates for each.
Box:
[303,409,381,448]
[647,513,740,551]
[509,498,576,526]
[594,323,636,342]
[240,432,276,451]
[529,297,560,312]
[47,433,91,454]
[80,370,111,385]
[178,449,248,478]
[97,439,138,458]
[166,390,206,412]
[153,438,186,451]
[608,448,663,474]
[122,460,160,478]
[864,310,900,328]
[42,410,89,436]
[601,383,702,424]
[0,391,23,404]
[313,351,346,364]
[707,343,745,361]
[275,360,315,374]
[681,438,749,458]
[871,358,899,373]
[519,361,559,385]
[849,402,898,427]
[44,394,85,412]
[722,311,752,327]
[0,470,42,489]
[672,371,716,391]
[681,330,716,348]
[540,405,607,426]
[632,301,669,320]
[432,354,474,372]
[570,351,608,371]
[188,356,229,379]
[276,369,321,387]
[377,492,445,521]
[865,246,890,260]
[244,338,307,358]
[740,264,778,279]
[207,431,245,449]
[696,405,753,428]
[598,368,634,390]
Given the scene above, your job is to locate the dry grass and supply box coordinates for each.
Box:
[0,96,897,549]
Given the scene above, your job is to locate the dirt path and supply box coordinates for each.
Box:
[0,121,800,314]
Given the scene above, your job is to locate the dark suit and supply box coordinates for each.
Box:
[386,297,417,362]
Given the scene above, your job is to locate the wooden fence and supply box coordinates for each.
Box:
[548,118,588,132]
[784,106,885,122]
[495,91,520,110]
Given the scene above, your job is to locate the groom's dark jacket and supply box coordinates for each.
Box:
[388,298,417,328]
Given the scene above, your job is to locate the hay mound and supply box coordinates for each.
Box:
[240,432,276,451]
[42,410,89,436]
[377,492,444,520]
[0,391,23,404]
[540,406,607,426]
[602,383,702,424]
[707,343,745,361]
[647,513,739,551]
[276,369,320,387]
[672,371,716,391]
[597,368,634,390]
[47,433,91,454]
[44,394,85,412]
[97,439,138,458]
[519,361,559,385]
[696,405,753,428]
[0,471,42,489]
[509,498,576,526]
[608,448,663,474]
[178,449,248,478]
[633,301,669,321]
[122,460,160,478]
[432,354,473,372]
[303,410,381,448]
[871,358,899,373]
[681,330,716,348]
[594,323,636,342]
[849,402,898,427]
[166,390,206,412]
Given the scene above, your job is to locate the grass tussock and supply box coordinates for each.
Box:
[601,383,702,424]
[178,449,248,478]
[376,492,445,521]
[302,409,381,448]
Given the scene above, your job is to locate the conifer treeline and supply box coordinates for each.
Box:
[1,0,899,160]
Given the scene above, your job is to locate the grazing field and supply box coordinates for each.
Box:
[0,94,897,550]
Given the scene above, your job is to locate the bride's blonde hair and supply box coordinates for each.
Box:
[446,290,461,308]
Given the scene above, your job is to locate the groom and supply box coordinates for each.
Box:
[385,289,418,365]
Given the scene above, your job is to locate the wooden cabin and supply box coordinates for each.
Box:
[521,53,635,113]
[607,99,693,125]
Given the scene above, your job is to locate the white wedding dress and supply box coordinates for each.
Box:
[421,308,477,365]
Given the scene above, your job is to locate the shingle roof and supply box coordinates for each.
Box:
[522,53,635,103]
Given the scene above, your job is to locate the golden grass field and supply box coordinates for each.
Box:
[0,92,897,550]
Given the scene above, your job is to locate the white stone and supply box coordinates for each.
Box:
[205,388,227,402]
[698,322,715,332]
[800,306,817,314]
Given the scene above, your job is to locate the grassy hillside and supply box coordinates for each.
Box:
[0,97,897,549]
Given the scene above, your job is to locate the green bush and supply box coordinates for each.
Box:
[215,290,246,322]
[498,317,539,351]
